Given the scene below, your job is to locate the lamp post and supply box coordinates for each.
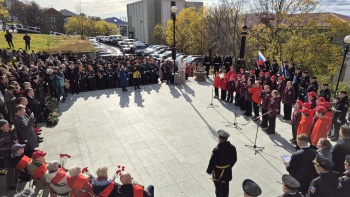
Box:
[171,6,178,76]
[237,25,249,72]
[334,35,350,97]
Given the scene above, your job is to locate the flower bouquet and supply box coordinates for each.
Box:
[82,167,93,177]
[112,165,125,181]
[59,153,71,169]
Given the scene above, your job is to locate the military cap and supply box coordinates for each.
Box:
[250,70,255,73]
[217,130,230,138]
[0,119,8,127]
[322,84,328,86]
[31,76,38,81]
[340,91,347,95]
[345,155,350,165]
[303,71,309,74]
[265,72,270,76]
[12,144,26,153]
[242,179,262,196]
[311,76,317,79]
[313,154,334,169]
[296,67,301,70]
[271,75,276,79]
[282,174,300,189]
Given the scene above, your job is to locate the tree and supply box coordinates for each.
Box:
[152,23,167,45]
[0,0,9,21]
[9,0,45,27]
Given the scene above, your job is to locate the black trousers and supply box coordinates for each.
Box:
[133,78,140,87]
[253,102,260,118]
[268,116,276,133]
[7,40,14,48]
[261,108,268,126]
[25,42,30,50]
[235,93,241,105]
[292,124,298,140]
[206,66,210,77]
[227,93,233,103]
[215,87,219,97]
[332,121,342,138]
[69,79,79,94]
[284,104,292,120]
[214,66,220,73]
[214,181,229,197]
[244,100,252,116]
[221,90,227,100]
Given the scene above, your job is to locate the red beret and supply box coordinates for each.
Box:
[237,74,242,77]
[301,102,311,109]
[299,108,310,115]
[240,68,245,71]
[278,76,284,80]
[32,150,46,159]
[319,102,330,109]
[315,106,326,113]
[265,72,270,76]
[295,100,303,105]
[259,71,264,74]
[250,70,255,73]
[317,97,325,102]
[271,75,276,79]
[308,91,317,97]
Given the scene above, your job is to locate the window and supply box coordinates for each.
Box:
[51,25,56,30]
[171,1,175,6]
[51,17,55,22]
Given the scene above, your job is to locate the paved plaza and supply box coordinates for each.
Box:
[7,78,296,196]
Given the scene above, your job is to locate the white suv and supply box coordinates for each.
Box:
[107,35,122,44]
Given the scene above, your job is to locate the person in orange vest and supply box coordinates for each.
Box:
[213,72,220,99]
[119,172,154,197]
[296,108,313,137]
[9,144,32,183]
[290,100,303,145]
[226,76,235,103]
[67,165,94,197]
[310,107,332,150]
[316,96,326,106]
[27,150,48,196]
[250,81,263,120]
[92,167,120,197]
[45,160,70,196]
[220,73,228,101]
[226,66,236,82]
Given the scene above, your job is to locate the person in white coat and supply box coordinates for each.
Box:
[45,161,70,196]
[178,57,186,83]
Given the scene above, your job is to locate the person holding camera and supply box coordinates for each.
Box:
[51,67,66,103]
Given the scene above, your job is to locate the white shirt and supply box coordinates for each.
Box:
[45,169,70,194]
[178,60,186,71]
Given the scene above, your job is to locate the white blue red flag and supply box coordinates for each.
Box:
[257,51,266,66]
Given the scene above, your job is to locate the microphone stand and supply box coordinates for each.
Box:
[244,110,271,155]
[225,94,245,129]
[208,85,219,108]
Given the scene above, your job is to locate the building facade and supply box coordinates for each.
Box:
[105,17,128,36]
[127,0,203,44]
[42,8,65,34]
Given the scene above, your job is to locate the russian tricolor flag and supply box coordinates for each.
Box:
[257,51,266,66]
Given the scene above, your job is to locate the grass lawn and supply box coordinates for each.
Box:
[0,32,95,53]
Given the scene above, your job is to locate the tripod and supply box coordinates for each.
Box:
[225,94,245,129]
[244,111,271,155]
[208,85,219,108]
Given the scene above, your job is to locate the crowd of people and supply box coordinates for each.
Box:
[0,49,349,196]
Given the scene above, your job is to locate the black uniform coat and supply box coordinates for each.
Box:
[203,56,212,71]
[286,147,317,194]
[333,96,349,124]
[307,171,340,197]
[337,171,350,197]
[318,89,331,102]
[26,96,41,122]
[206,141,237,182]
[278,192,303,197]
[307,81,318,93]
[213,56,222,68]
[224,56,232,72]
[331,138,350,174]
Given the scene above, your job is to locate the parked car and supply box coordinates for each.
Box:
[134,41,147,54]
[107,35,122,44]
[144,45,167,55]
[185,55,204,65]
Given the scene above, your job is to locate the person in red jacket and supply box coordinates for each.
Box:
[220,73,228,101]
[259,85,271,128]
[282,81,296,120]
[213,72,220,99]
[250,81,263,120]
[290,100,303,144]
[310,106,332,150]
[226,66,236,82]
[297,108,312,137]
[266,90,280,134]
[226,76,235,103]
[244,79,253,116]
[234,74,242,106]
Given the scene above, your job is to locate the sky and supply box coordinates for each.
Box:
[34,0,350,19]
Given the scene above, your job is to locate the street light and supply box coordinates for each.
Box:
[171,6,178,76]
[334,35,350,97]
[237,25,249,72]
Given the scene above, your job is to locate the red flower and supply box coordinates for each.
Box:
[82,167,89,173]
[118,165,121,168]
[60,154,64,158]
